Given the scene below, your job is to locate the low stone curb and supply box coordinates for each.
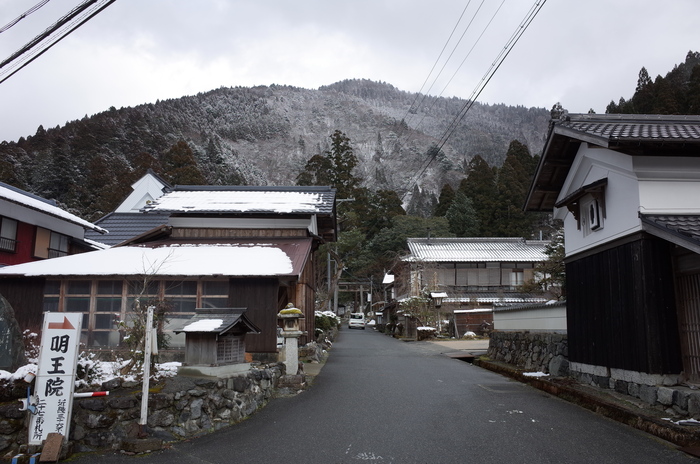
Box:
[473,357,700,449]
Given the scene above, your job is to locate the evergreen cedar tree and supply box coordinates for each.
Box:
[436,141,545,239]
[606,51,700,114]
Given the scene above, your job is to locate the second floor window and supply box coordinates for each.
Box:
[34,227,69,258]
[0,217,17,252]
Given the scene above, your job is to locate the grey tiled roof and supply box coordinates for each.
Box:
[526,114,700,212]
[493,300,566,312]
[445,292,548,304]
[172,308,261,334]
[406,238,549,262]
[640,214,700,253]
[560,114,700,142]
[85,212,170,246]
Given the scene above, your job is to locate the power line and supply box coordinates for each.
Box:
[0,0,117,84]
[402,1,474,128]
[405,0,487,128]
[437,0,546,149]
[411,0,506,131]
[400,0,547,201]
[0,0,52,34]
[400,0,506,188]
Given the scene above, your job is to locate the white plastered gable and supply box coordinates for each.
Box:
[114,172,169,213]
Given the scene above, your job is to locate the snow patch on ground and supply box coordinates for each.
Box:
[0,359,181,389]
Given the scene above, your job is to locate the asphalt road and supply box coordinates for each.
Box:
[72,328,697,463]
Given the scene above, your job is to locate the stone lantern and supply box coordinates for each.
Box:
[277,303,305,377]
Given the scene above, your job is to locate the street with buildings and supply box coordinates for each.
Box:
[69,328,696,463]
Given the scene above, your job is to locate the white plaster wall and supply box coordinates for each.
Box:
[635,156,700,214]
[557,145,642,256]
[493,305,567,332]
[115,173,167,212]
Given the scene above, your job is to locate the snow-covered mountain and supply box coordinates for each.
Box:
[0,79,550,219]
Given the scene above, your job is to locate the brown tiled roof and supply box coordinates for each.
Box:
[525,114,700,212]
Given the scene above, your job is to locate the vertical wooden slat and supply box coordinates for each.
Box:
[677,273,700,382]
[567,236,682,374]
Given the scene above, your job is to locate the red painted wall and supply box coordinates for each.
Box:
[0,222,36,266]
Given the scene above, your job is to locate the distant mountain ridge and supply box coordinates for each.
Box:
[0,79,550,219]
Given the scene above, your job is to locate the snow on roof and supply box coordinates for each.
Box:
[0,244,293,277]
[144,188,332,214]
[405,237,548,262]
[181,319,224,332]
[0,183,106,233]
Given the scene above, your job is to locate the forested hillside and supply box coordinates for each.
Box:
[606,51,700,114]
[0,80,550,221]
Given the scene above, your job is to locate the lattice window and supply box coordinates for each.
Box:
[217,335,243,364]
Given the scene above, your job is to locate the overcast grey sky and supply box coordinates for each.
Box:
[1,0,698,142]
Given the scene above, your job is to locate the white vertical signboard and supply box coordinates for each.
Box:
[29,312,82,445]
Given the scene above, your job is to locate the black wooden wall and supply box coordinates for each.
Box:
[228,277,280,353]
[0,277,45,331]
[566,235,683,375]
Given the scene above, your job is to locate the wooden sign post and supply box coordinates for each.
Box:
[29,313,82,446]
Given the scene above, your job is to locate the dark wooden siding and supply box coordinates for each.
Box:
[454,311,493,336]
[567,235,682,374]
[299,257,315,345]
[228,278,279,353]
[0,277,45,330]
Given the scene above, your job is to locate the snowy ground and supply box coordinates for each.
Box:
[0,358,181,389]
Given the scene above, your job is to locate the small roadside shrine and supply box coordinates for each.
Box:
[174,308,261,377]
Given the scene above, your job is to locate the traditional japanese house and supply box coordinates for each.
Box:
[390,237,549,338]
[0,184,336,361]
[0,181,105,266]
[525,113,700,385]
[0,182,106,329]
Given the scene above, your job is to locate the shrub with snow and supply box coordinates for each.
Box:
[417,326,437,341]
[315,311,341,332]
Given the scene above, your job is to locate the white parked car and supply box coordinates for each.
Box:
[348,312,366,329]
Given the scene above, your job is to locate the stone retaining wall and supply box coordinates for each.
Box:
[487,331,569,376]
[0,363,284,457]
[486,331,700,418]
